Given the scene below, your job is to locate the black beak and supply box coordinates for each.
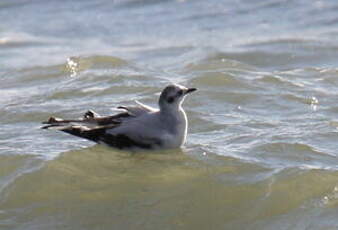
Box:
[185,88,197,94]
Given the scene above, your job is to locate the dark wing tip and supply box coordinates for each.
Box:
[41,124,54,129]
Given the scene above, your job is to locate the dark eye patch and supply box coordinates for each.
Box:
[167,96,174,103]
[177,90,183,96]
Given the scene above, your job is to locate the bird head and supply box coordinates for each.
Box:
[158,84,197,111]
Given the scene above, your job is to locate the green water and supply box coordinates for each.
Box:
[2,0,338,229]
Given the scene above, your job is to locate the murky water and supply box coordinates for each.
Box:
[2,0,338,229]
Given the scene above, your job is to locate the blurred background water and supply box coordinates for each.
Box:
[2,0,338,229]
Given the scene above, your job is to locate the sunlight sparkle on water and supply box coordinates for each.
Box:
[66,57,79,77]
[310,96,319,111]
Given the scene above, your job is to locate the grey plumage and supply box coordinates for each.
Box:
[42,84,197,150]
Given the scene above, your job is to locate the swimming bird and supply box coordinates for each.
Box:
[42,84,197,150]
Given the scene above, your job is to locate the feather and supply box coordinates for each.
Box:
[42,84,197,150]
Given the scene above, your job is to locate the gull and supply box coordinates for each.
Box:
[42,84,197,150]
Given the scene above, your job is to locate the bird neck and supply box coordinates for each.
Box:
[160,105,187,132]
[159,103,182,115]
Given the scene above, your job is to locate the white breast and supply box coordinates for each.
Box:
[161,109,188,148]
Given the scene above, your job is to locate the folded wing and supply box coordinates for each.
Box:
[42,101,161,149]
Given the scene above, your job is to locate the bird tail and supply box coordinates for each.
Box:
[42,117,109,143]
[62,126,106,142]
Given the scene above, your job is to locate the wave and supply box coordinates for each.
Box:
[0,154,44,201]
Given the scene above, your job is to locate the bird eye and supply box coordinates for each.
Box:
[177,90,183,96]
[167,96,174,103]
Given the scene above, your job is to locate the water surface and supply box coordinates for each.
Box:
[2,0,338,229]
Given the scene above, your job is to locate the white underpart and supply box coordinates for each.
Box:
[107,96,189,149]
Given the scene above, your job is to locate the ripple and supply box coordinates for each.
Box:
[191,72,255,90]
[65,55,129,77]
[252,142,338,168]
[0,154,44,200]
[257,74,306,89]
[184,52,256,72]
